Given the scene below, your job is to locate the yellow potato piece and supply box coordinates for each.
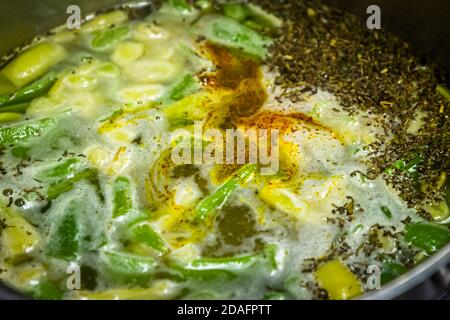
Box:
[315,259,363,300]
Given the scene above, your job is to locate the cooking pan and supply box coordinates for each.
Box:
[0,0,448,300]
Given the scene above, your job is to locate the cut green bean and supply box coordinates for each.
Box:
[11,145,30,159]
[195,0,212,11]
[169,263,236,282]
[0,117,56,146]
[91,26,130,50]
[1,42,65,88]
[169,253,260,282]
[404,156,422,174]
[8,72,57,105]
[46,200,81,260]
[243,20,265,31]
[0,102,29,114]
[196,164,257,220]
[167,74,200,102]
[246,3,283,30]
[47,169,97,200]
[404,222,450,255]
[223,3,250,22]
[112,176,133,218]
[446,188,450,210]
[380,261,407,285]
[129,222,167,253]
[385,157,422,185]
[264,244,279,270]
[264,292,288,300]
[199,16,272,60]
[187,254,259,271]
[28,279,64,300]
[82,11,129,33]
[0,72,57,109]
[41,158,83,182]
[168,0,191,11]
[99,250,155,282]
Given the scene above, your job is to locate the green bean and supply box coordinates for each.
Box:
[223,3,250,22]
[11,145,29,159]
[28,279,64,300]
[168,263,236,282]
[385,157,422,187]
[246,3,283,30]
[47,169,97,200]
[170,245,277,282]
[446,188,450,210]
[91,26,130,50]
[199,16,272,60]
[1,42,65,88]
[380,261,407,285]
[0,117,56,146]
[82,11,129,34]
[404,222,450,255]
[196,164,257,220]
[112,176,133,218]
[168,0,192,11]
[264,244,279,270]
[243,20,265,32]
[263,292,288,300]
[187,254,259,271]
[0,72,57,109]
[169,253,260,283]
[41,158,82,182]
[46,200,81,260]
[194,0,212,11]
[169,118,195,128]
[99,250,155,282]
[167,74,200,102]
[404,156,422,174]
[129,222,167,253]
